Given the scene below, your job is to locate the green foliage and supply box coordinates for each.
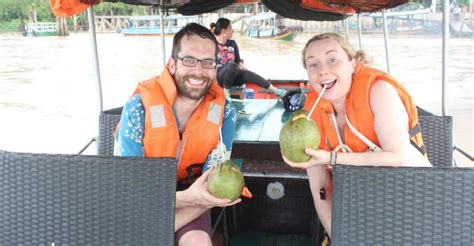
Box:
[0,0,29,21]
[93,2,148,16]
[34,0,55,22]
[0,19,23,32]
[0,0,54,22]
[0,1,148,25]
[458,0,470,8]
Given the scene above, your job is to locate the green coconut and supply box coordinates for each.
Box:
[279,109,320,163]
[207,160,244,201]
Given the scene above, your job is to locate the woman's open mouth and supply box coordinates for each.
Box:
[321,79,337,90]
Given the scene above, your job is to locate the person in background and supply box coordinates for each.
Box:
[283,33,431,238]
[210,18,288,98]
[114,23,239,246]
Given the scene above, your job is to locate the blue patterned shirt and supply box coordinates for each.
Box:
[114,94,237,171]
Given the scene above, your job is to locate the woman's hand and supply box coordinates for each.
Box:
[177,168,241,209]
[282,148,330,169]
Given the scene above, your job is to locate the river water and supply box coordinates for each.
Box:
[0,32,472,166]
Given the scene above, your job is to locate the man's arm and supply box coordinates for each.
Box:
[114,94,145,157]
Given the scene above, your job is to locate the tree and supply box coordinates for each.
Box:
[0,0,29,22]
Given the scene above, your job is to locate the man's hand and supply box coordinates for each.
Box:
[176,168,241,209]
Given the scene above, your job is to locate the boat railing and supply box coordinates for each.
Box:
[454,145,474,162]
[26,22,57,32]
[130,15,198,26]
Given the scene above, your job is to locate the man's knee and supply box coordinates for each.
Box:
[178,230,212,246]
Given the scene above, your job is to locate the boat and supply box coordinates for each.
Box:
[245,13,303,41]
[23,22,57,37]
[117,15,199,36]
[357,7,442,34]
[2,0,473,245]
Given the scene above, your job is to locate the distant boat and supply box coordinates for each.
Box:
[117,15,199,36]
[245,13,303,41]
[357,8,442,34]
[23,22,57,37]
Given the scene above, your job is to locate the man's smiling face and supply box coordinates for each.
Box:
[169,34,217,100]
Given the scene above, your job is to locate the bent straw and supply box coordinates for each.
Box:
[219,126,225,162]
[307,85,327,120]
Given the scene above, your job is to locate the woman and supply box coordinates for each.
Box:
[210,18,287,98]
[283,33,431,237]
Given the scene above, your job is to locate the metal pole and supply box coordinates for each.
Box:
[345,18,349,40]
[382,9,391,73]
[357,14,362,50]
[159,1,166,67]
[87,6,103,153]
[442,0,449,116]
[87,7,103,113]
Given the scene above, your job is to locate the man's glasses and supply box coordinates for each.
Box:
[176,56,217,69]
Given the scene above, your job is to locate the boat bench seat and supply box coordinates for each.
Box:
[98,106,453,166]
[0,150,177,245]
[416,107,453,167]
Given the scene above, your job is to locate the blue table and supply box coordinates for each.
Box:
[233,99,292,144]
[230,99,307,179]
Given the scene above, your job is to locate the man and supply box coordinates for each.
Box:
[114,23,239,246]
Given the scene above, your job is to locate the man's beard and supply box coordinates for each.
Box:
[175,73,214,100]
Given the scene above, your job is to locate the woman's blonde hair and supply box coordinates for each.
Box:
[301,33,371,69]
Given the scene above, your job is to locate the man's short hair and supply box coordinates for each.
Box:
[171,23,218,59]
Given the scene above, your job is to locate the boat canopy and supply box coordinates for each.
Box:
[51,0,411,20]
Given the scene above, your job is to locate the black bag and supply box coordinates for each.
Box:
[282,88,306,112]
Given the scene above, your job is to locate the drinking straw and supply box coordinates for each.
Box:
[307,85,327,119]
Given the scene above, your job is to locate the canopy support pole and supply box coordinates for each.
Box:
[345,18,349,40]
[382,9,391,73]
[87,6,104,154]
[442,0,449,116]
[87,6,103,113]
[357,14,362,50]
[159,0,166,67]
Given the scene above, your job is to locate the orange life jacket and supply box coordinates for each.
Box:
[305,64,426,156]
[50,0,90,17]
[135,68,225,181]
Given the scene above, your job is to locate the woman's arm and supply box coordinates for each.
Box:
[285,80,430,168]
[307,166,333,236]
[336,80,429,166]
[230,40,241,64]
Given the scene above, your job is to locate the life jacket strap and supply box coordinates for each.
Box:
[409,122,427,156]
[344,114,382,152]
[408,122,422,138]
